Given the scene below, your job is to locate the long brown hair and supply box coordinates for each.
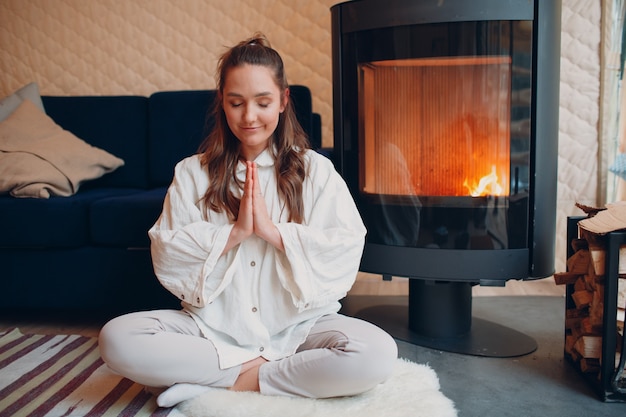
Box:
[198,33,310,223]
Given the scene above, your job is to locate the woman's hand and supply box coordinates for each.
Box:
[249,162,284,252]
[237,161,256,236]
[222,161,254,254]
[223,161,284,254]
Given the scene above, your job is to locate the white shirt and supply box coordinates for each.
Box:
[148,149,366,369]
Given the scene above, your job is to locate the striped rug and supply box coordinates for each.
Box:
[0,328,185,417]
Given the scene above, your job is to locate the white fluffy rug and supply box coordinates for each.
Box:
[178,358,457,417]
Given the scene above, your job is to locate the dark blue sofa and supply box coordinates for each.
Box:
[0,86,322,316]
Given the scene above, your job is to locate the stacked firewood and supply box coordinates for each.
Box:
[554,229,625,378]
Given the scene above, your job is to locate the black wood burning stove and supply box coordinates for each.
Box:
[332,0,561,356]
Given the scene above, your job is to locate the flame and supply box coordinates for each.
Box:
[463,166,504,197]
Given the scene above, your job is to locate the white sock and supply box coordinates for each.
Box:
[156,383,212,408]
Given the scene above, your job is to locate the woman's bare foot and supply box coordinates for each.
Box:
[230,357,268,392]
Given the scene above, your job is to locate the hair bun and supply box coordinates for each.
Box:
[244,32,271,48]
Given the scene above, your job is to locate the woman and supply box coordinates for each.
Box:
[99,33,397,408]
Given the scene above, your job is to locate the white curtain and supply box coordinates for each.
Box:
[603,0,626,201]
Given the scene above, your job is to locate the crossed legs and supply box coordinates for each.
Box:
[98,310,397,406]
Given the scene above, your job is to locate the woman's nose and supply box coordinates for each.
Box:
[243,106,255,123]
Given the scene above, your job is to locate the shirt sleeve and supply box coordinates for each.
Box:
[148,156,236,308]
[275,152,367,311]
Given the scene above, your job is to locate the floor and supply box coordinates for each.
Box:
[351,272,568,297]
[1,275,625,416]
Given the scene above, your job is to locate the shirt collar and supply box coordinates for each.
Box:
[236,147,275,173]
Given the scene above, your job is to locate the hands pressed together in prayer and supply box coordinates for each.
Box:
[223,161,285,254]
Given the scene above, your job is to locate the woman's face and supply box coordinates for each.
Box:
[222,64,287,161]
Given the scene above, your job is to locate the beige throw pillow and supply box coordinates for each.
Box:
[0,99,124,198]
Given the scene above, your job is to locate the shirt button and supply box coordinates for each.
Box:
[252,307,258,313]
[259,347,265,352]
[250,261,256,267]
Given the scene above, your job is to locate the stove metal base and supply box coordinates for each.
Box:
[356,303,537,357]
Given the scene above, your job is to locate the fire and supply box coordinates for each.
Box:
[463,166,504,197]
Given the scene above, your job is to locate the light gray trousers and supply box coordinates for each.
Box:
[98,310,398,398]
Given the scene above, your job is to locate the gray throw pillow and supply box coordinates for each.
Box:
[0,82,46,122]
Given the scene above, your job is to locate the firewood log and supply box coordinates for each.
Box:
[567,249,591,275]
[574,335,602,359]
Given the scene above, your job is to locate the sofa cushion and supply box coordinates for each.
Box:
[0,100,124,198]
[288,85,315,147]
[148,90,216,187]
[0,188,141,248]
[311,113,322,150]
[42,95,150,189]
[90,187,167,248]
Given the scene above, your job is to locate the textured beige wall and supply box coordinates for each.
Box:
[0,0,338,146]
